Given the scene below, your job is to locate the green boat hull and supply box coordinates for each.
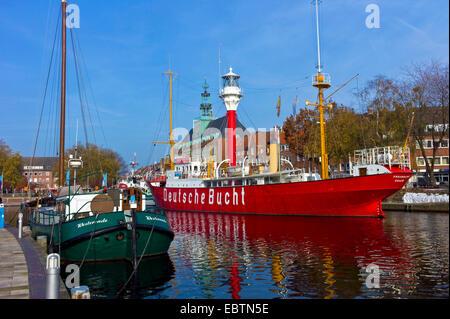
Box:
[30,210,174,262]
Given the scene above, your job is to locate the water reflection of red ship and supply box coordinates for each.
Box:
[168,211,417,298]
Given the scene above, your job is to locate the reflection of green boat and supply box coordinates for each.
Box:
[29,186,174,262]
[61,254,174,298]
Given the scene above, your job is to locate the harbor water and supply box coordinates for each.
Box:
[61,210,449,299]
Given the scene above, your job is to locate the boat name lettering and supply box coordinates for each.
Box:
[77,218,108,229]
[145,216,167,223]
[163,187,245,206]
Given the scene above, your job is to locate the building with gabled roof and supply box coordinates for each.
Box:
[21,157,58,190]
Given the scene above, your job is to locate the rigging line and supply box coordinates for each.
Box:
[51,41,61,159]
[72,29,99,150]
[237,104,258,130]
[69,27,103,179]
[54,48,62,158]
[116,214,159,297]
[72,28,109,150]
[146,77,170,166]
[70,28,89,149]
[40,0,58,157]
[36,0,58,147]
[241,81,310,92]
[43,54,58,158]
[42,36,58,158]
[30,9,61,169]
[241,75,310,89]
[71,28,98,150]
[153,78,170,144]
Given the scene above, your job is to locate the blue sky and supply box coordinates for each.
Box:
[0,0,448,168]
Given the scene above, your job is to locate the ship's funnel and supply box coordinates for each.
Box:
[269,128,280,173]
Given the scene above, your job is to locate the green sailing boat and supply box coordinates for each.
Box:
[28,0,173,263]
[29,183,174,262]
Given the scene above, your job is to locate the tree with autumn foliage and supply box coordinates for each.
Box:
[401,61,449,186]
[0,139,26,191]
[52,143,126,188]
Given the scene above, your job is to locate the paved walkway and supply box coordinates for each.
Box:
[0,228,29,299]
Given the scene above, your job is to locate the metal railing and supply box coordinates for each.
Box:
[353,146,411,168]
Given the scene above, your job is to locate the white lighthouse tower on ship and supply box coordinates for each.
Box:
[219,67,243,167]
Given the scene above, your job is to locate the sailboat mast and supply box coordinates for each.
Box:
[59,0,67,186]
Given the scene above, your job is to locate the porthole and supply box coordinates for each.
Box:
[116,232,124,241]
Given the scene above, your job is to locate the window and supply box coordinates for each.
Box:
[441,157,449,165]
[416,157,425,166]
[415,141,420,149]
[46,172,50,176]
[440,140,449,148]
[426,124,449,132]
[425,140,433,148]
[434,157,441,165]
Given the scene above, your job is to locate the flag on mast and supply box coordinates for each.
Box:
[276,96,281,117]
[292,95,298,115]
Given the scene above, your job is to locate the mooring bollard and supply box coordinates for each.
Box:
[18,212,23,238]
[71,286,90,299]
[46,253,60,299]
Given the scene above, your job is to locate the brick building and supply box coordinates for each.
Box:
[21,157,58,191]
[410,125,449,185]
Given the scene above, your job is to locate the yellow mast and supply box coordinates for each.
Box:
[306,75,332,179]
[153,69,178,170]
[305,0,332,180]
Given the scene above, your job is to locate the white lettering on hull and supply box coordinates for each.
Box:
[164,187,246,207]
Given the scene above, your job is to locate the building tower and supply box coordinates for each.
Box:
[219,67,243,167]
[200,79,212,119]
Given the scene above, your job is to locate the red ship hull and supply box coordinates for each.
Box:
[149,169,412,217]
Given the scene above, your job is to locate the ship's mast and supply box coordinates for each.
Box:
[305,0,332,180]
[153,69,178,171]
[58,0,67,186]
